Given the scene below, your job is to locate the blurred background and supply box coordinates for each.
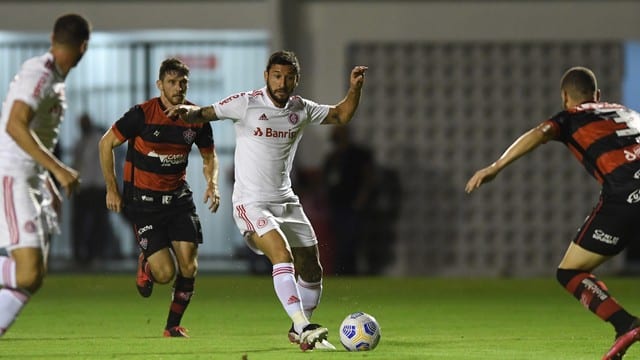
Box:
[1,0,639,278]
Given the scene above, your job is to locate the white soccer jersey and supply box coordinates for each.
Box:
[213,87,330,203]
[0,52,66,177]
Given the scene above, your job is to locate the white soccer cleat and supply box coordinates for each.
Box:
[314,339,337,350]
[299,324,329,351]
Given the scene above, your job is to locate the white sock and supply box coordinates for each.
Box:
[0,288,29,336]
[297,277,322,320]
[0,256,17,288]
[272,263,308,333]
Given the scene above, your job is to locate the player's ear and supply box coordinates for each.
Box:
[156,79,162,91]
[263,71,268,83]
[595,89,601,102]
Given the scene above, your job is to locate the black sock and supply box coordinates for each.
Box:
[165,275,195,329]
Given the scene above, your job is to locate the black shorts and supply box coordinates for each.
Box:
[573,193,640,256]
[131,205,203,257]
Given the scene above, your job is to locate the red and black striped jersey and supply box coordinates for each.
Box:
[544,102,640,194]
[112,97,214,199]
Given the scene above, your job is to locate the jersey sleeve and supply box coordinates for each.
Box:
[195,123,214,153]
[11,61,52,111]
[112,105,145,141]
[543,111,568,143]
[212,92,249,122]
[303,98,331,125]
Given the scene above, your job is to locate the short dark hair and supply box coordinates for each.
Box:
[159,58,190,80]
[560,66,597,100]
[52,14,91,46]
[266,50,300,75]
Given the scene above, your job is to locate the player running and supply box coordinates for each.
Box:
[99,57,220,337]
[466,66,640,360]
[166,50,367,350]
[0,13,91,336]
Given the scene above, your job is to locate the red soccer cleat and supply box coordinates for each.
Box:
[163,326,189,338]
[136,253,153,298]
[602,323,640,360]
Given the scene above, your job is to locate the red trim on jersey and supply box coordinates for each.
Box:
[133,137,190,154]
[124,161,185,192]
[574,198,604,247]
[596,145,640,176]
[572,120,628,151]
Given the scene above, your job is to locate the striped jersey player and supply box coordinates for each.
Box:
[466,66,640,360]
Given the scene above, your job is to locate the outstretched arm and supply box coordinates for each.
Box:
[465,122,555,194]
[165,104,219,123]
[322,66,368,125]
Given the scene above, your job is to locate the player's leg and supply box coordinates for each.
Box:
[292,245,323,320]
[162,240,198,338]
[249,229,327,350]
[0,247,44,336]
[133,209,178,297]
[556,199,640,359]
[0,176,46,336]
[160,208,202,337]
[250,229,308,327]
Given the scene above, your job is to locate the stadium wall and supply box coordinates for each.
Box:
[2,0,640,276]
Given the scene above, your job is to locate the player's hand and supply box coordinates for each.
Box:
[165,104,197,121]
[203,184,220,212]
[350,66,368,90]
[52,165,80,197]
[465,165,499,194]
[105,189,123,213]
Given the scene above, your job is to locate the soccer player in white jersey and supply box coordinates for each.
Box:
[166,50,367,351]
[0,13,91,336]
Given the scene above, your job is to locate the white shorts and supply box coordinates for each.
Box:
[0,174,52,251]
[233,197,318,254]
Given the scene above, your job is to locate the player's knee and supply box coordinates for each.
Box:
[15,268,44,293]
[298,262,323,283]
[179,261,198,278]
[556,268,581,287]
[151,264,175,284]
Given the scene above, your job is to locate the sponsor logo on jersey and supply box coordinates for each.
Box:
[634,169,640,179]
[288,113,299,125]
[252,127,297,139]
[153,130,160,137]
[183,128,196,144]
[592,229,619,245]
[624,144,640,161]
[137,224,153,235]
[627,188,640,203]
[259,113,269,121]
[147,151,187,167]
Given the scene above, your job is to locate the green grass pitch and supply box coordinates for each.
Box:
[2,275,639,359]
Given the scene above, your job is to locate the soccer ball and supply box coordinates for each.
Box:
[339,312,381,351]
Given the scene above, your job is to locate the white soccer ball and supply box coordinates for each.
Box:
[339,312,381,351]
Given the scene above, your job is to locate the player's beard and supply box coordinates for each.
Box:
[267,85,289,107]
[168,93,186,106]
